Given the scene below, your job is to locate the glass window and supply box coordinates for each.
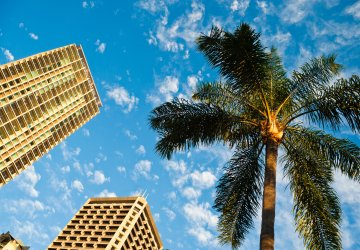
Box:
[2,68,11,78]
[0,126,7,139]
[9,65,16,76]
[0,69,5,83]
[4,123,14,136]
[4,105,15,120]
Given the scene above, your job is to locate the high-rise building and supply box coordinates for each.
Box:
[0,231,30,250]
[48,196,163,250]
[0,44,101,186]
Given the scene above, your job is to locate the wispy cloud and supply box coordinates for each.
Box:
[97,189,117,197]
[82,1,95,8]
[136,145,146,155]
[230,0,250,15]
[1,47,14,61]
[133,160,155,180]
[107,86,139,113]
[183,202,219,246]
[71,179,84,192]
[146,75,179,106]
[345,1,360,19]
[29,32,39,40]
[140,1,206,52]
[89,170,110,184]
[95,39,106,53]
[15,166,41,197]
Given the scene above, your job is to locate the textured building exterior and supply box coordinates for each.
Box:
[0,44,101,186]
[0,231,30,250]
[48,196,163,250]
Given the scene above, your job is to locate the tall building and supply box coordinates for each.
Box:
[48,196,163,250]
[0,44,101,186]
[0,231,30,250]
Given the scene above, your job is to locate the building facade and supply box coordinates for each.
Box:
[0,232,30,250]
[48,197,163,250]
[0,44,101,186]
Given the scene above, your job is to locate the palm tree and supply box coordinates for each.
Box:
[149,23,360,249]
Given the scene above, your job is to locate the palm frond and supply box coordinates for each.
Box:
[279,55,342,120]
[282,138,342,249]
[285,126,360,181]
[196,23,269,94]
[214,140,264,249]
[286,75,360,132]
[292,54,342,97]
[266,48,293,116]
[149,98,257,159]
[192,82,266,118]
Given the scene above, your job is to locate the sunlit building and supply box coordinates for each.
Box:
[0,44,101,186]
[0,231,30,250]
[48,196,163,250]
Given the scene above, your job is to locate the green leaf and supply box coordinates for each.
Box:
[149,98,257,159]
[196,23,269,94]
[283,137,342,250]
[215,141,264,249]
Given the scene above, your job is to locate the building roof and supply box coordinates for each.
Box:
[48,196,163,249]
[0,232,30,249]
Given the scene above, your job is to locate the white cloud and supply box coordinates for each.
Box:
[167,191,177,201]
[97,189,117,197]
[83,128,90,137]
[83,1,95,8]
[19,22,25,28]
[183,202,219,246]
[190,170,217,189]
[90,170,110,184]
[95,152,107,163]
[163,159,187,174]
[159,75,179,96]
[172,174,189,188]
[1,47,14,61]
[260,26,292,56]
[345,1,360,19]
[60,165,71,174]
[257,0,272,15]
[182,186,201,200]
[117,166,126,173]
[230,0,250,15]
[154,213,160,222]
[72,179,84,192]
[280,0,316,24]
[144,1,206,52]
[29,32,39,40]
[183,202,218,228]
[95,39,106,53]
[107,86,139,113]
[15,166,41,197]
[12,219,49,244]
[146,75,179,106]
[333,170,360,204]
[188,226,216,246]
[1,199,54,218]
[124,129,138,140]
[133,160,153,180]
[162,207,176,221]
[136,145,146,155]
[137,0,169,13]
[60,142,81,161]
[187,75,198,90]
[73,161,82,172]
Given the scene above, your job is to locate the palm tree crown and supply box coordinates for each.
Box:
[149,23,360,249]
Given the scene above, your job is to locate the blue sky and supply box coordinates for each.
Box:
[1,0,360,249]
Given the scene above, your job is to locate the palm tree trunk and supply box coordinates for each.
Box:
[260,139,279,250]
